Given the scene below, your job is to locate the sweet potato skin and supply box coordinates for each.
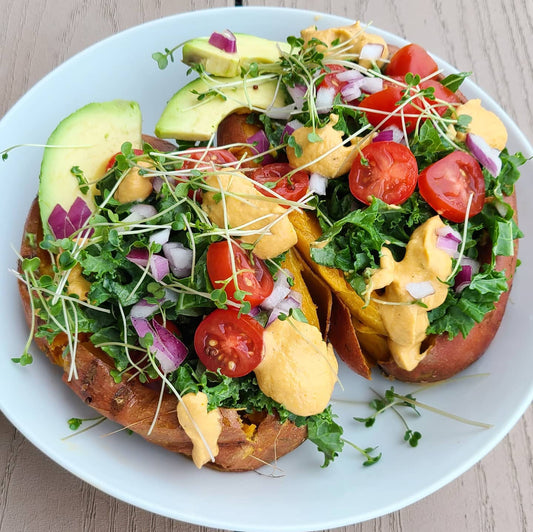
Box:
[379,200,518,382]
[17,135,307,472]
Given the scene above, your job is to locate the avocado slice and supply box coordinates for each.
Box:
[182,33,290,78]
[38,100,142,232]
[155,76,286,141]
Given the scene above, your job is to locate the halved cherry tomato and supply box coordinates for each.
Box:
[251,163,309,203]
[105,149,144,171]
[194,308,264,377]
[180,148,237,170]
[360,80,460,133]
[317,64,348,95]
[207,241,274,307]
[349,141,418,205]
[418,151,485,223]
[386,44,438,79]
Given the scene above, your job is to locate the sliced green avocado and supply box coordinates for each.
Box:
[38,100,142,232]
[182,33,290,78]
[155,76,286,141]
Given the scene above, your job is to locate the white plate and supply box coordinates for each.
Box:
[0,7,531,531]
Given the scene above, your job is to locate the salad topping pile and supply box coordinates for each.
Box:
[13,20,526,469]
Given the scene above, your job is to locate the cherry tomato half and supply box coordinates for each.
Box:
[360,80,460,134]
[194,309,264,377]
[251,163,310,203]
[105,149,144,171]
[180,148,238,170]
[349,141,418,205]
[207,241,274,307]
[418,151,485,223]
[386,44,438,79]
[318,64,349,95]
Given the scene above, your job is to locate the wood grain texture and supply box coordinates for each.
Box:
[1,0,532,531]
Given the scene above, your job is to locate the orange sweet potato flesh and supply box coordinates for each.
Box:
[17,135,307,472]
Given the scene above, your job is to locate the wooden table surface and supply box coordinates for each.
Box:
[1,1,532,531]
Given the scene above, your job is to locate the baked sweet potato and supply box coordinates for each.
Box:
[18,135,308,472]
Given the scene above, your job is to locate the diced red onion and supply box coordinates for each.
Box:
[150,254,169,281]
[265,103,297,120]
[208,29,237,54]
[373,129,393,142]
[131,317,188,374]
[151,319,188,373]
[126,248,150,268]
[374,126,404,144]
[48,204,76,239]
[406,281,435,299]
[466,133,502,177]
[359,43,384,61]
[68,197,92,230]
[247,129,275,164]
[437,226,462,243]
[260,269,293,311]
[248,306,261,317]
[281,119,304,142]
[162,288,179,303]
[340,81,362,102]
[309,172,328,196]
[335,69,364,82]
[436,236,459,255]
[149,228,170,246]
[436,226,462,255]
[359,77,383,94]
[163,242,193,278]
[286,84,306,109]
[48,197,93,240]
[315,86,336,113]
[130,299,159,319]
[454,264,473,293]
[266,290,303,327]
[130,204,158,219]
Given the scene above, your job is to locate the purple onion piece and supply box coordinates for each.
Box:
[315,86,336,113]
[126,248,150,268]
[359,77,383,94]
[260,270,293,311]
[208,30,237,53]
[286,84,306,109]
[466,133,502,177]
[150,254,169,281]
[266,290,303,327]
[151,319,188,373]
[162,242,193,278]
[405,281,435,299]
[130,203,158,219]
[68,197,92,229]
[335,69,364,82]
[359,43,384,61]
[436,235,459,255]
[340,81,362,102]
[130,299,159,319]
[246,129,270,156]
[149,228,171,246]
[48,197,93,239]
[48,204,75,239]
[373,129,394,143]
[454,264,473,293]
[309,172,328,196]
[281,119,304,143]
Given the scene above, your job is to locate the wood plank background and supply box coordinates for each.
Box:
[1,1,531,531]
